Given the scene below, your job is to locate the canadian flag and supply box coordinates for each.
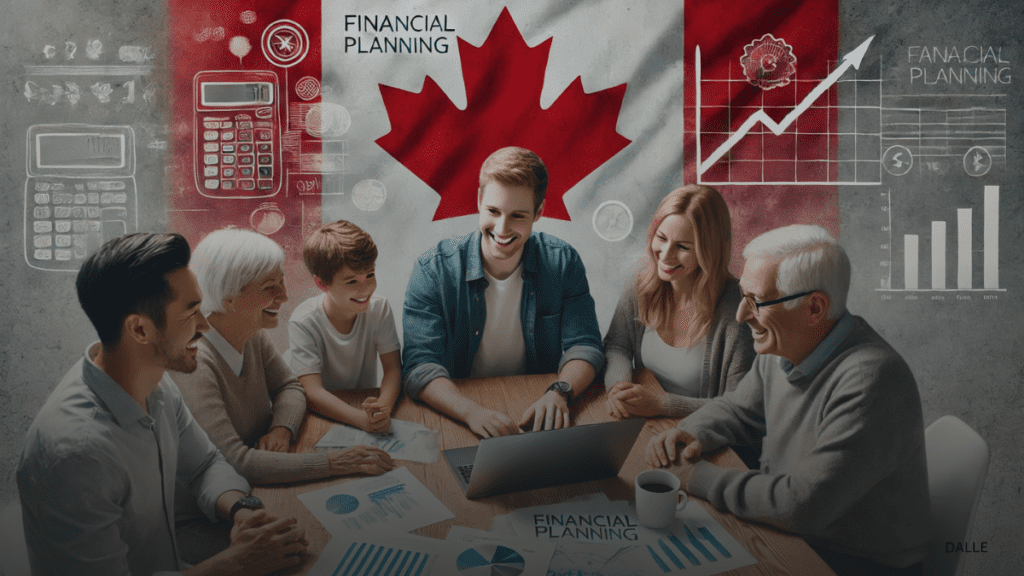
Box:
[322,0,686,317]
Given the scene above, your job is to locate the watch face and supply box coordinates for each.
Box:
[240,495,263,509]
[549,381,572,396]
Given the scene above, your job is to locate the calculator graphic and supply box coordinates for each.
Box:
[25,124,138,271]
[193,70,282,198]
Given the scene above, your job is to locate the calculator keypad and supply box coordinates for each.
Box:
[199,113,274,194]
[28,179,131,266]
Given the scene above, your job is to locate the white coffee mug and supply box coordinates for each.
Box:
[635,469,689,529]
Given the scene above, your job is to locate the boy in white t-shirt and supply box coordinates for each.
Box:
[287,220,400,434]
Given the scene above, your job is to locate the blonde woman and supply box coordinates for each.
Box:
[603,185,755,419]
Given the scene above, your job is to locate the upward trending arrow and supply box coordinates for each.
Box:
[698,35,875,175]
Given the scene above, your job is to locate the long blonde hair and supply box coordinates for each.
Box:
[636,185,734,343]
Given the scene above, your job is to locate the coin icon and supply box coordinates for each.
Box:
[305,103,351,138]
[352,180,386,211]
[963,146,992,177]
[592,200,633,242]
[882,145,913,176]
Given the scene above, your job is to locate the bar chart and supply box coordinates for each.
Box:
[313,539,436,576]
[878,185,1005,292]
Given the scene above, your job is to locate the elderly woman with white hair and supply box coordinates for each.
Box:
[171,227,394,563]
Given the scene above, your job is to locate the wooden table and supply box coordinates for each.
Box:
[256,371,835,575]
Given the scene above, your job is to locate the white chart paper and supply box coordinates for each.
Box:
[631,501,758,575]
[507,499,642,545]
[297,467,454,536]
[315,418,441,463]
[507,498,757,576]
[547,541,665,576]
[437,525,557,576]
[308,533,441,576]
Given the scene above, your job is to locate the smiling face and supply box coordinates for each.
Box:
[650,214,699,285]
[154,267,209,373]
[478,181,541,279]
[322,265,377,317]
[228,266,288,331]
[736,256,808,363]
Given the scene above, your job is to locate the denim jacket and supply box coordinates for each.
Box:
[402,231,605,399]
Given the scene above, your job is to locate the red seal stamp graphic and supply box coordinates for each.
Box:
[740,34,797,90]
[295,76,321,101]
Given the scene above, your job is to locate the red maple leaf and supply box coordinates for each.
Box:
[375,7,632,221]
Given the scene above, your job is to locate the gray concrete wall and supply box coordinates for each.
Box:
[1,1,1021,575]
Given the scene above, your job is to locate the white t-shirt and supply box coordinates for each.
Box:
[470,267,527,377]
[640,326,703,397]
[286,294,401,390]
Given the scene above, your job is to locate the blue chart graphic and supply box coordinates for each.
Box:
[455,545,526,576]
[646,525,732,573]
[340,483,417,530]
[328,542,430,576]
[378,436,405,453]
[325,494,359,515]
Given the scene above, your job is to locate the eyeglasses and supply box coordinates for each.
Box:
[742,290,815,315]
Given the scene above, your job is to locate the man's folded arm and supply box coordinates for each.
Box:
[401,261,454,400]
[171,380,251,521]
[685,368,909,535]
[679,362,768,452]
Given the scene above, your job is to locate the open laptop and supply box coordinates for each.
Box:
[443,418,646,499]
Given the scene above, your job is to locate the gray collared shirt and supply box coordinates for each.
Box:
[780,311,855,381]
[17,343,250,576]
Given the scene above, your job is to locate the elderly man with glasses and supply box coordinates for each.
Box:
[646,224,932,576]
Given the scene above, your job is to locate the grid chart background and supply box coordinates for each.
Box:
[695,51,882,186]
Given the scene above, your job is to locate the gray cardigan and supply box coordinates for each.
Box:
[603,276,755,416]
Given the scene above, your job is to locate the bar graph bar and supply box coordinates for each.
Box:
[958,209,972,289]
[879,185,1004,292]
[931,222,946,290]
[904,235,919,290]
[984,185,998,289]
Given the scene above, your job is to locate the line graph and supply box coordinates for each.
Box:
[696,36,881,186]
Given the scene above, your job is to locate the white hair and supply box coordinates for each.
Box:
[743,224,850,319]
[190,228,285,315]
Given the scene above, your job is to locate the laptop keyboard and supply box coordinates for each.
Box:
[456,464,474,484]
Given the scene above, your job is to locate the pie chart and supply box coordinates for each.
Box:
[325,494,359,515]
[455,545,526,576]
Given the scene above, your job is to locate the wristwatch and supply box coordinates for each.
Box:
[229,494,264,523]
[546,381,573,404]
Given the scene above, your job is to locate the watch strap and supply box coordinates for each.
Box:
[546,381,573,404]
[229,494,263,523]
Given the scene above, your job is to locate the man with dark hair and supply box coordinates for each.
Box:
[18,233,307,575]
[402,147,604,438]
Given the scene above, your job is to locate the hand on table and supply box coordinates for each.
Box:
[605,382,636,419]
[361,396,393,435]
[609,382,664,417]
[226,511,307,575]
[646,427,703,468]
[466,407,520,438]
[256,426,293,452]
[329,445,395,476]
[519,391,570,432]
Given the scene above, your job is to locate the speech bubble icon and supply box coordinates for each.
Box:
[229,36,252,64]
